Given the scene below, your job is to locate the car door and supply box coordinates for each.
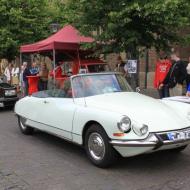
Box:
[34,79,77,140]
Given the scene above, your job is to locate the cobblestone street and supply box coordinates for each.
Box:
[1,108,190,190]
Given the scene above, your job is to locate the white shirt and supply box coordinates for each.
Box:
[186,63,190,74]
[4,67,11,81]
[12,67,20,77]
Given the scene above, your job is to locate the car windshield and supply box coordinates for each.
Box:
[72,73,133,98]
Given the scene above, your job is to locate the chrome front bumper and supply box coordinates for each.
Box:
[110,127,190,149]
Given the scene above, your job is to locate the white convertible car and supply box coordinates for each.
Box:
[15,73,190,167]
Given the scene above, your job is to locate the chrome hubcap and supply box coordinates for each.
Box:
[88,132,105,161]
[20,117,27,130]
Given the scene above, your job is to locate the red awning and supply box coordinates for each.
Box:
[20,25,94,53]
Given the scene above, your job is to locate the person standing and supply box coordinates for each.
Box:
[49,62,63,89]
[162,53,187,96]
[29,62,39,76]
[22,62,30,96]
[11,63,20,91]
[154,55,171,98]
[186,84,190,97]
[185,56,190,96]
[1,59,8,82]
[4,63,13,84]
[114,56,125,74]
[38,63,49,91]
[20,62,27,96]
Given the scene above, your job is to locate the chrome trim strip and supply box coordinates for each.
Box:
[110,138,190,148]
[163,138,190,145]
[110,140,157,147]
[110,134,158,147]
[156,127,190,134]
[16,115,82,146]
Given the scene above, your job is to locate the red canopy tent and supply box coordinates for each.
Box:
[20,24,94,74]
[20,25,94,94]
[20,25,94,53]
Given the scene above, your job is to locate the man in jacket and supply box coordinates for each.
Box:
[154,55,171,98]
[23,62,30,96]
[162,53,187,96]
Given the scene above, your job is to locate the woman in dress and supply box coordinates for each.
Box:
[4,63,13,84]
[12,63,20,91]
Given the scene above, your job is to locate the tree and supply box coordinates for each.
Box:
[0,0,50,60]
[65,0,190,56]
[46,0,67,27]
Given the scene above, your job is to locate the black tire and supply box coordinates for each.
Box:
[84,124,118,168]
[18,116,34,135]
[169,145,188,153]
[8,105,15,110]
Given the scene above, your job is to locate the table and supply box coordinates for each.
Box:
[27,76,39,95]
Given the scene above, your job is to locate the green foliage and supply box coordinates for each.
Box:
[1,0,190,60]
[45,0,67,27]
[0,0,50,60]
[65,0,190,55]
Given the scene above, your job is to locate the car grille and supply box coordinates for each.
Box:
[157,133,169,141]
[3,100,16,107]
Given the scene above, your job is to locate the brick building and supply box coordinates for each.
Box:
[106,44,190,89]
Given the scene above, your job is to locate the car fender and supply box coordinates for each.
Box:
[72,105,148,145]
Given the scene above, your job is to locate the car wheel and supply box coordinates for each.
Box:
[18,116,34,135]
[169,145,188,153]
[85,124,118,168]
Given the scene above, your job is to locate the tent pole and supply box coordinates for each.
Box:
[53,49,56,86]
[20,52,22,66]
[77,48,81,70]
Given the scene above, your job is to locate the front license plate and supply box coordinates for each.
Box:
[167,131,190,141]
[5,90,16,96]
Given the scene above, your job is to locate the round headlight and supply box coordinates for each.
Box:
[132,123,148,136]
[117,116,131,133]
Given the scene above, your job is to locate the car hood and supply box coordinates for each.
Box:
[85,92,190,132]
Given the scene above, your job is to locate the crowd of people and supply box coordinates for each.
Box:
[1,52,190,99]
[3,62,20,90]
[154,52,190,98]
[1,61,49,97]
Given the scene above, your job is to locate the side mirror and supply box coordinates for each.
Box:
[136,87,141,93]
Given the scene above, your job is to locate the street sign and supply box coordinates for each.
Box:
[125,60,137,74]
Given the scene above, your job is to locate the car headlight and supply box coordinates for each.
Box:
[5,90,16,96]
[117,116,131,133]
[132,123,148,136]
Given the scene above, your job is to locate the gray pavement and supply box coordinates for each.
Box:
[1,104,190,190]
